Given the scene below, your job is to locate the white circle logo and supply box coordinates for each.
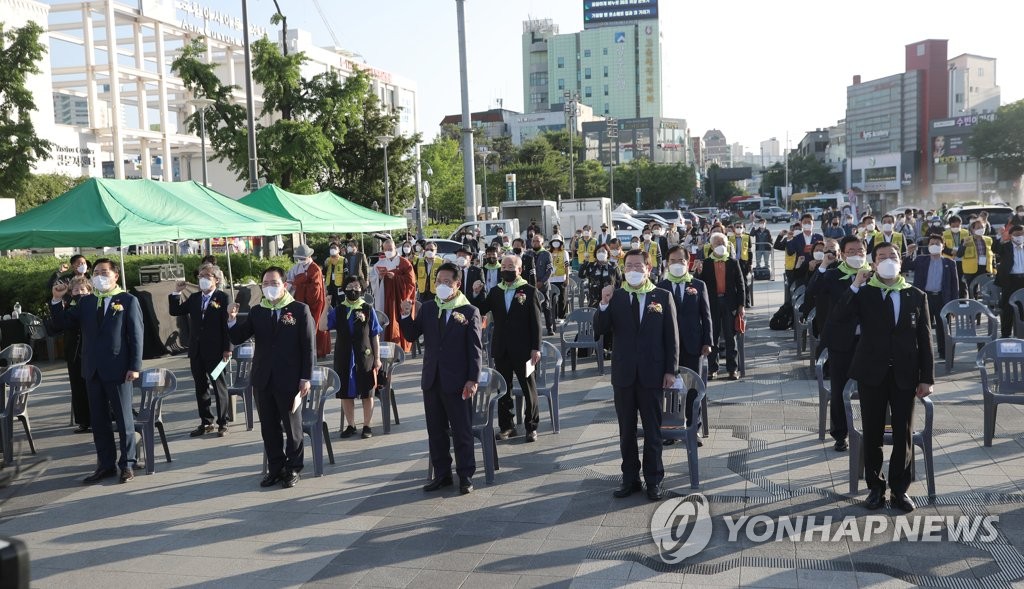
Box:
[650,493,713,564]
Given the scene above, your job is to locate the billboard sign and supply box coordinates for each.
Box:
[928,114,994,164]
[584,0,658,26]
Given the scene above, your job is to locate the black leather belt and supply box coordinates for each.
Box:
[926,291,941,296]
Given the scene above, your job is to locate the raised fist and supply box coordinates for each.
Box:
[400,299,413,315]
[52,281,68,300]
[600,285,614,305]
[473,280,484,294]
[228,303,240,321]
[59,263,69,273]
[175,280,187,292]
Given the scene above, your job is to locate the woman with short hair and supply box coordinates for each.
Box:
[329,275,383,439]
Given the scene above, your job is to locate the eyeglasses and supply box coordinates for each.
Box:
[624,264,646,271]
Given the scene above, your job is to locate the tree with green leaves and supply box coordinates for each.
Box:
[12,173,89,213]
[0,21,52,202]
[420,138,465,221]
[971,100,1024,186]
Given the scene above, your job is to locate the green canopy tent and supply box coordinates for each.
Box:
[0,178,302,292]
[239,184,407,235]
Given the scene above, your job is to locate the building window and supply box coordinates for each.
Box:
[557,56,564,68]
[603,84,609,96]
[530,92,546,105]
[529,72,548,87]
[603,47,608,55]
[558,78,565,90]
[585,86,592,98]
[604,103,610,115]
[978,67,985,77]
[585,67,592,80]
[584,49,591,58]
[916,44,925,56]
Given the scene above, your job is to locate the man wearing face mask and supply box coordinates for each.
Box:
[800,241,840,349]
[480,246,502,293]
[287,244,329,358]
[996,225,1024,338]
[454,248,483,306]
[658,246,712,438]
[595,249,678,501]
[170,263,233,438]
[868,215,908,259]
[911,235,959,358]
[51,259,144,484]
[750,218,773,272]
[228,267,316,488]
[323,242,346,309]
[824,216,845,240]
[698,233,745,380]
[48,254,91,292]
[413,242,442,303]
[525,234,554,334]
[961,218,994,288]
[548,238,571,322]
[841,215,857,238]
[400,263,482,494]
[639,227,663,280]
[597,223,613,246]
[837,243,934,512]
[786,213,824,278]
[470,255,544,442]
[731,222,754,307]
[942,215,970,297]
[344,240,369,291]
[650,223,670,266]
[1002,208,1024,242]
[370,239,417,353]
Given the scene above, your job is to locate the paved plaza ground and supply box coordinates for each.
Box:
[3,263,1024,588]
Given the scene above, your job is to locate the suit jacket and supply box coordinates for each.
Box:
[400,299,482,394]
[836,284,934,389]
[697,257,745,313]
[459,265,484,296]
[911,256,959,304]
[50,291,144,383]
[168,289,232,368]
[228,301,316,396]
[817,268,860,353]
[595,287,679,389]
[469,283,543,363]
[657,277,712,357]
[995,242,1024,288]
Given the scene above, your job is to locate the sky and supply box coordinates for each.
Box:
[166,0,1023,151]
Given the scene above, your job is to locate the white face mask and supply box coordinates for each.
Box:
[92,275,114,292]
[713,245,728,257]
[402,246,412,254]
[928,244,943,255]
[653,229,663,236]
[735,227,744,234]
[76,264,88,274]
[813,251,825,261]
[609,249,620,257]
[881,223,893,233]
[583,231,591,238]
[802,224,813,232]
[625,271,646,287]
[347,246,356,254]
[642,233,652,241]
[596,252,608,262]
[669,263,687,277]
[551,241,562,249]
[294,258,309,267]
[845,255,866,269]
[329,248,339,256]
[425,250,436,259]
[435,284,454,300]
[875,258,900,279]
[865,224,876,232]
[199,277,214,291]
[455,257,469,267]
[262,285,282,301]
[384,249,398,259]
[630,242,639,249]
[1014,236,1024,246]
[974,229,985,236]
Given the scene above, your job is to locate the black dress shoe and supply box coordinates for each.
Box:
[189,424,213,438]
[281,471,299,488]
[83,468,117,484]
[834,439,849,452]
[728,372,738,381]
[495,428,517,440]
[708,371,718,381]
[361,426,373,439]
[73,425,91,434]
[892,493,916,512]
[459,478,474,494]
[423,477,453,492]
[339,425,357,439]
[260,471,284,488]
[613,481,643,498]
[525,431,538,443]
[647,484,663,501]
[119,469,135,484]
[218,426,228,437]
[864,487,885,510]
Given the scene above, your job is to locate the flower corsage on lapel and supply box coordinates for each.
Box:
[210,300,221,310]
[450,311,468,325]
[646,301,663,314]
[111,301,124,314]
[354,311,367,323]
[515,291,527,305]
[685,286,698,296]
[281,311,296,326]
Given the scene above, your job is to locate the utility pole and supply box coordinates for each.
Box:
[606,118,617,201]
[564,91,578,199]
[241,0,259,192]
[455,0,476,221]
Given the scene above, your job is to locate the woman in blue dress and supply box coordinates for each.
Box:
[329,276,383,439]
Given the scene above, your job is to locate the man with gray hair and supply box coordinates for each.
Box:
[170,263,234,436]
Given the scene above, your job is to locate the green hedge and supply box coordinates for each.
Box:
[0,253,291,316]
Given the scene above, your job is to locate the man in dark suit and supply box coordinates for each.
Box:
[818,236,868,452]
[169,263,233,437]
[227,266,316,489]
[996,225,1024,338]
[51,258,144,484]
[912,234,960,358]
[344,239,370,289]
[835,242,934,512]
[595,249,679,501]
[400,263,483,495]
[658,246,712,434]
[455,248,483,297]
[698,232,745,380]
[470,254,543,442]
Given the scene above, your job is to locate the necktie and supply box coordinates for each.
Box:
[425,263,432,293]
[677,284,683,301]
[97,299,105,325]
[202,295,210,311]
[632,293,640,327]
[886,292,896,326]
[438,309,447,335]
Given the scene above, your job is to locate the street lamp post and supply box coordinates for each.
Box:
[377,135,394,216]
[187,97,216,186]
[564,91,579,199]
[478,149,496,210]
[606,118,618,201]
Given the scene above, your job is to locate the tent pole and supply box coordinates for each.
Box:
[119,248,127,290]
[225,238,236,303]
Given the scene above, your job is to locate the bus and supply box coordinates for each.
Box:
[791,192,852,215]
[731,196,778,217]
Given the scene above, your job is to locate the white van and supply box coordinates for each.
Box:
[611,212,647,245]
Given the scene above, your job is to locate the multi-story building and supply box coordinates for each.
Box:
[825,121,847,176]
[581,117,688,165]
[690,137,705,174]
[948,54,1000,116]
[797,129,830,162]
[702,130,730,168]
[439,104,602,147]
[760,138,780,159]
[52,93,91,127]
[521,2,663,121]
[439,109,518,142]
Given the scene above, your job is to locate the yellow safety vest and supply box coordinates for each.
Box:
[962,235,994,274]
[576,238,597,263]
[641,240,661,267]
[552,250,568,277]
[870,231,905,253]
[942,228,970,260]
[732,234,751,262]
[414,257,441,294]
[323,257,345,287]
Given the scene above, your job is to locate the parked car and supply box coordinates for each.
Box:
[611,212,647,244]
[639,208,685,227]
[691,207,719,220]
[753,206,790,223]
[805,207,823,220]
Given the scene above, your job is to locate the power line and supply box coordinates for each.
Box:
[310,0,341,47]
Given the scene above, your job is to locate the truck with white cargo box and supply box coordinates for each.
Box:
[558,197,612,237]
